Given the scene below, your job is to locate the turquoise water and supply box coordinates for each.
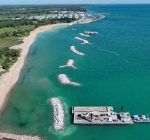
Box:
[1,4,150,140]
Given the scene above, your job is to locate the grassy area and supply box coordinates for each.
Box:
[0,37,21,48]
[0,47,20,74]
[0,5,84,73]
[0,25,35,48]
[0,16,9,21]
[0,25,35,34]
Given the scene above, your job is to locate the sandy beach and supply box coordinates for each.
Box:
[0,16,99,114]
[0,23,69,114]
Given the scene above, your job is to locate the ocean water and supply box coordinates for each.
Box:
[1,4,150,140]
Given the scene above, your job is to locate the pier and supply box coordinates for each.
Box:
[72,106,133,125]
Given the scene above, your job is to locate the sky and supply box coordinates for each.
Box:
[0,0,150,5]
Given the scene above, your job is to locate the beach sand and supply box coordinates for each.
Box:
[0,23,69,114]
[0,16,99,115]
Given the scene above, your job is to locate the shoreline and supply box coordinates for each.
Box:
[0,23,69,115]
[0,16,101,115]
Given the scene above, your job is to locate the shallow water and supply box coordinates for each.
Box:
[1,4,150,140]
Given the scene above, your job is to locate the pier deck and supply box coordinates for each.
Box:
[72,106,133,125]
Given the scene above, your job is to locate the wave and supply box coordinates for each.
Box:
[58,74,81,87]
[87,11,106,21]
[98,48,129,63]
[72,28,77,31]
[70,46,85,56]
[99,15,106,19]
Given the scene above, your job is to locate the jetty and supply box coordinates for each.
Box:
[0,132,42,140]
[80,33,90,37]
[84,31,98,35]
[50,98,65,131]
[75,37,90,44]
[59,59,76,69]
[72,106,133,125]
[70,46,85,56]
[58,74,80,86]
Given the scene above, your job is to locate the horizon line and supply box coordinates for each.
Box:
[0,3,150,6]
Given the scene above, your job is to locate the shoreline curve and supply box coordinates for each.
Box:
[0,23,69,115]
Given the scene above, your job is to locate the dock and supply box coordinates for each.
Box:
[72,106,133,125]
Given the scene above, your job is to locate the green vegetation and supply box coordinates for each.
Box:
[0,47,20,74]
[0,5,86,74]
[0,37,21,48]
[0,25,35,48]
[0,6,86,47]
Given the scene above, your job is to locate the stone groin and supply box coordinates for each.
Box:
[0,132,42,140]
[50,98,65,131]
[70,46,85,56]
[75,37,90,44]
[59,59,77,69]
[58,74,81,87]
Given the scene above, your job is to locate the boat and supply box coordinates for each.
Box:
[132,115,150,123]
[84,30,98,35]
